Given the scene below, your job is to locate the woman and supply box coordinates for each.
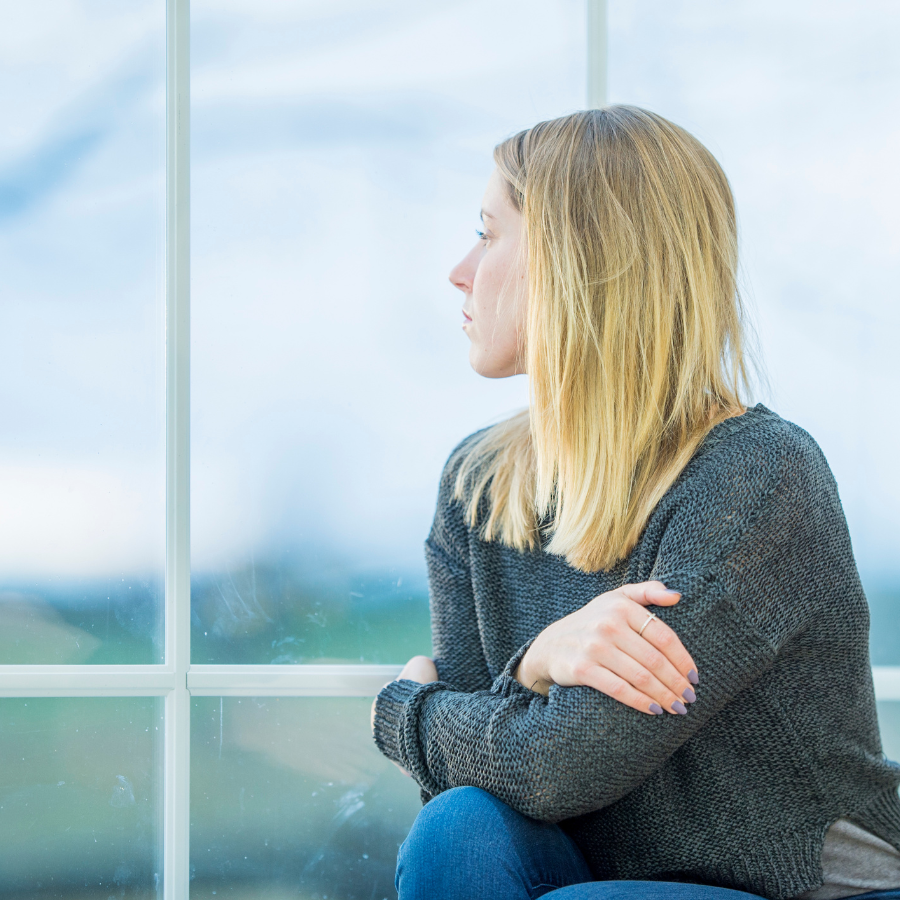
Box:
[371,107,900,900]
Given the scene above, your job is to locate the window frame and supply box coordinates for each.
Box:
[0,2,897,898]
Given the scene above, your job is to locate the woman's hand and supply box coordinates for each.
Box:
[395,655,439,685]
[515,581,699,715]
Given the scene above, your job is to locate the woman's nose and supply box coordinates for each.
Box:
[448,261,469,293]
[449,248,476,293]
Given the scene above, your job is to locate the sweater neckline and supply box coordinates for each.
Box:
[702,402,771,445]
[687,402,772,465]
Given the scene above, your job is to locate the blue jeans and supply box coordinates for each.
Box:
[395,786,900,900]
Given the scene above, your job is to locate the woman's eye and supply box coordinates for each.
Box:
[476,229,489,242]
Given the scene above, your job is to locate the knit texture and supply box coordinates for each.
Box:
[372,404,900,900]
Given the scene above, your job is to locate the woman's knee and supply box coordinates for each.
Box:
[400,785,507,859]
[396,786,590,899]
[397,787,509,896]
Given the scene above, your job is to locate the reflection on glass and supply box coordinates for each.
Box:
[0,698,163,898]
[191,697,422,899]
[0,2,166,663]
[192,564,432,664]
[608,1,900,660]
[190,0,586,663]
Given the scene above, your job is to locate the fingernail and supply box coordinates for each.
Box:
[672,701,688,715]
[682,687,696,703]
[649,703,664,715]
[664,589,681,596]
[687,669,699,685]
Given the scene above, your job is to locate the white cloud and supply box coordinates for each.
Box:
[0,459,163,579]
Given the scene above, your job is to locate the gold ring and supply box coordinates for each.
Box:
[638,612,658,637]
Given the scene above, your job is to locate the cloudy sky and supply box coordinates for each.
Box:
[1,0,897,605]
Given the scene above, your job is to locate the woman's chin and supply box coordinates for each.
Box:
[470,361,510,379]
[469,349,518,379]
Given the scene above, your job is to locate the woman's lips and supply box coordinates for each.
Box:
[462,309,473,326]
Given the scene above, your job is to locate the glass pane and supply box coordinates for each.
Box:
[190,0,586,663]
[191,697,421,899]
[0,697,163,898]
[0,3,166,662]
[608,2,900,662]
[878,702,900,765]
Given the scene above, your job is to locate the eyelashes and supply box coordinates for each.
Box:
[476,229,489,241]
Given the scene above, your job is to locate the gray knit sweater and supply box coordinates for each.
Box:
[373,404,900,900]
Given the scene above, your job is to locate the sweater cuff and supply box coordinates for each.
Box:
[372,678,422,766]
[493,637,541,697]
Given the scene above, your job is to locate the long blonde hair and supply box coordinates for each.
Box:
[452,106,752,573]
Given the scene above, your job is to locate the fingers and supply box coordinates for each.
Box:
[627,603,699,685]
[619,580,682,608]
[606,647,691,714]
[561,582,699,715]
[617,629,696,711]
[621,583,699,685]
[576,663,667,716]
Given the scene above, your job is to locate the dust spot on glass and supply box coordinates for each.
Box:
[109,775,134,808]
[332,786,365,828]
[113,863,132,884]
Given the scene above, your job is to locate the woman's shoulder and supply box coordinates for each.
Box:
[689,403,835,499]
[445,423,498,465]
[650,404,844,566]
[436,423,496,491]
[651,407,855,619]
[436,415,529,498]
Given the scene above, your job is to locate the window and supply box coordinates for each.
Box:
[0,2,897,898]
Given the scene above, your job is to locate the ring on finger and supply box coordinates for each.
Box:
[638,611,658,637]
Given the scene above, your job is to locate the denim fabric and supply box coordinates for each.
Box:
[396,786,592,899]
[395,786,900,900]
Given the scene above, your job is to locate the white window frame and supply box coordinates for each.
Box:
[0,2,896,898]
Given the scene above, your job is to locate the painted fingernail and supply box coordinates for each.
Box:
[687,669,699,685]
[649,703,664,715]
[683,687,696,703]
[672,701,688,715]
[664,589,681,596]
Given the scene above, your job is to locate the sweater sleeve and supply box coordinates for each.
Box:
[373,424,852,823]
[424,435,493,692]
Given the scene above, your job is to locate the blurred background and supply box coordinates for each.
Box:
[0,1,897,897]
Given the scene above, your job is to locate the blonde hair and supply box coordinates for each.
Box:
[452,105,752,573]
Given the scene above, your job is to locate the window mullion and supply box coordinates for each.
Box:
[0,666,176,696]
[587,0,608,108]
[165,0,191,897]
[186,664,403,697]
[875,667,900,700]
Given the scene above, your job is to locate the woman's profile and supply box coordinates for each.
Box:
[371,106,900,900]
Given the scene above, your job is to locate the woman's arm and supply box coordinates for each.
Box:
[514,580,698,715]
[374,572,777,822]
[373,425,847,822]
[424,535,492,690]
[422,436,494,691]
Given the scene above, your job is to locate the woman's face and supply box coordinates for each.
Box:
[449,168,527,378]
